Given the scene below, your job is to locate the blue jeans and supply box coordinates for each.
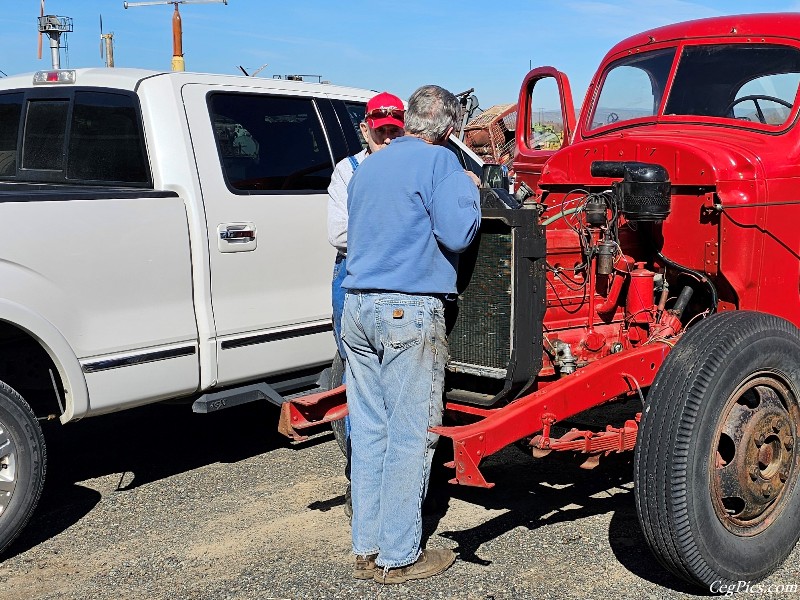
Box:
[342,291,447,568]
[332,253,347,359]
[331,253,351,479]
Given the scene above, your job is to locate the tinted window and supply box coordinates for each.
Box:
[67,92,148,183]
[0,93,22,177]
[210,94,334,191]
[316,98,349,164]
[22,99,68,170]
[333,100,365,154]
[665,44,800,124]
[343,102,366,150]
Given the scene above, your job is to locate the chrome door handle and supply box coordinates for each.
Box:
[220,228,255,241]
[217,222,257,253]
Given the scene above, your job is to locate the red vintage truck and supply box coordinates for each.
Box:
[281,12,800,590]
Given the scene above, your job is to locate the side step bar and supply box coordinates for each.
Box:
[192,367,331,413]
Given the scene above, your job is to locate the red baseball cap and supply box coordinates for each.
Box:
[365,92,405,129]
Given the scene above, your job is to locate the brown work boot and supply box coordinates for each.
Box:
[353,553,378,580]
[374,548,456,584]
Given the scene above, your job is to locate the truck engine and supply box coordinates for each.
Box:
[446,160,715,411]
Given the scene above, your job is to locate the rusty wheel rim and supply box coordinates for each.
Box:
[711,372,800,536]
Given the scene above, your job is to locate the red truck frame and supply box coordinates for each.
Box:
[281,13,800,590]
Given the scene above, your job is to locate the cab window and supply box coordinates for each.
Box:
[209,93,334,192]
[7,90,149,185]
[729,72,800,125]
[0,94,23,177]
[589,48,675,130]
[527,77,565,149]
[343,102,366,150]
[664,44,800,125]
[67,91,149,183]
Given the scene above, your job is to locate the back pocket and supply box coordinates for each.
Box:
[377,300,423,350]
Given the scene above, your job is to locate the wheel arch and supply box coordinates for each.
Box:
[0,299,88,424]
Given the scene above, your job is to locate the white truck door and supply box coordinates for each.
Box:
[182,84,336,385]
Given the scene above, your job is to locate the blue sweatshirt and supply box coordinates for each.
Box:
[342,135,480,295]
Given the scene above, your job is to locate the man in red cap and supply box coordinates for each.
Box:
[327,91,405,519]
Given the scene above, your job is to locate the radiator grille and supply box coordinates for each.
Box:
[448,222,513,376]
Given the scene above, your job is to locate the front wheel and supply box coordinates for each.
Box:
[0,381,46,555]
[634,311,800,588]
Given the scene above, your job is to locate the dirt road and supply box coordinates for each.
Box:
[1,401,798,599]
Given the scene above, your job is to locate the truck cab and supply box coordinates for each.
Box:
[516,13,800,322]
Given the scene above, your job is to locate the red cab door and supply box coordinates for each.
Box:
[514,66,576,192]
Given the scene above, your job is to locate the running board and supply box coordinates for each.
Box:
[192,368,329,413]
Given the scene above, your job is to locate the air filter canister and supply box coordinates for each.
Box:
[590,161,672,221]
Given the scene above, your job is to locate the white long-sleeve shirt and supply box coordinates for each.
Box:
[327,148,368,255]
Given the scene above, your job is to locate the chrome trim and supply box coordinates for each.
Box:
[82,345,196,373]
[220,321,332,350]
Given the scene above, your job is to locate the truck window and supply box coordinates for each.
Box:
[67,91,149,184]
[0,93,22,177]
[209,93,334,192]
[11,90,150,185]
[664,44,800,125]
[22,99,68,171]
[527,77,565,150]
[589,48,676,130]
[343,101,367,150]
[730,72,800,125]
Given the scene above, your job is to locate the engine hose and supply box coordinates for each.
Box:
[656,250,718,314]
[541,206,581,226]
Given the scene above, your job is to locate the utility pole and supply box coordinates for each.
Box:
[100,15,114,68]
[123,0,227,72]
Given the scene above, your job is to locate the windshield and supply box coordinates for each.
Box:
[589,48,675,129]
[589,43,800,131]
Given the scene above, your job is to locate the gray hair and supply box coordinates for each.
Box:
[404,85,460,143]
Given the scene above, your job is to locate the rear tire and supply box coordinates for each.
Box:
[0,381,46,556]
[634,311,800,588]
[329,353,348,456]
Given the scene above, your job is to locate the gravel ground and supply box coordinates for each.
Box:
[1,400,799,600]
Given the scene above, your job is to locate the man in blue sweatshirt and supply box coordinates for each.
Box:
[341,85,481,584]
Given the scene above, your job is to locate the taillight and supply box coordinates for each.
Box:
[32,70,76,85]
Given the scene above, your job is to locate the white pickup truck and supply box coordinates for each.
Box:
[0,68,482,554]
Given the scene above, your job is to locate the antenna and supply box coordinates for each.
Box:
[251,63,268,77]
[237,63,268,77]
[100,15,115,67]
[37,5,73,70]
[123,0,228,72]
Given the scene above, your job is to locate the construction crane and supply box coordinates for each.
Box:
[123,0,228,72]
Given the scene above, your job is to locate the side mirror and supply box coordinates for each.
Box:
[481,163,509,190]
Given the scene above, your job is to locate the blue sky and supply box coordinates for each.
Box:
[2,1,799,109]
